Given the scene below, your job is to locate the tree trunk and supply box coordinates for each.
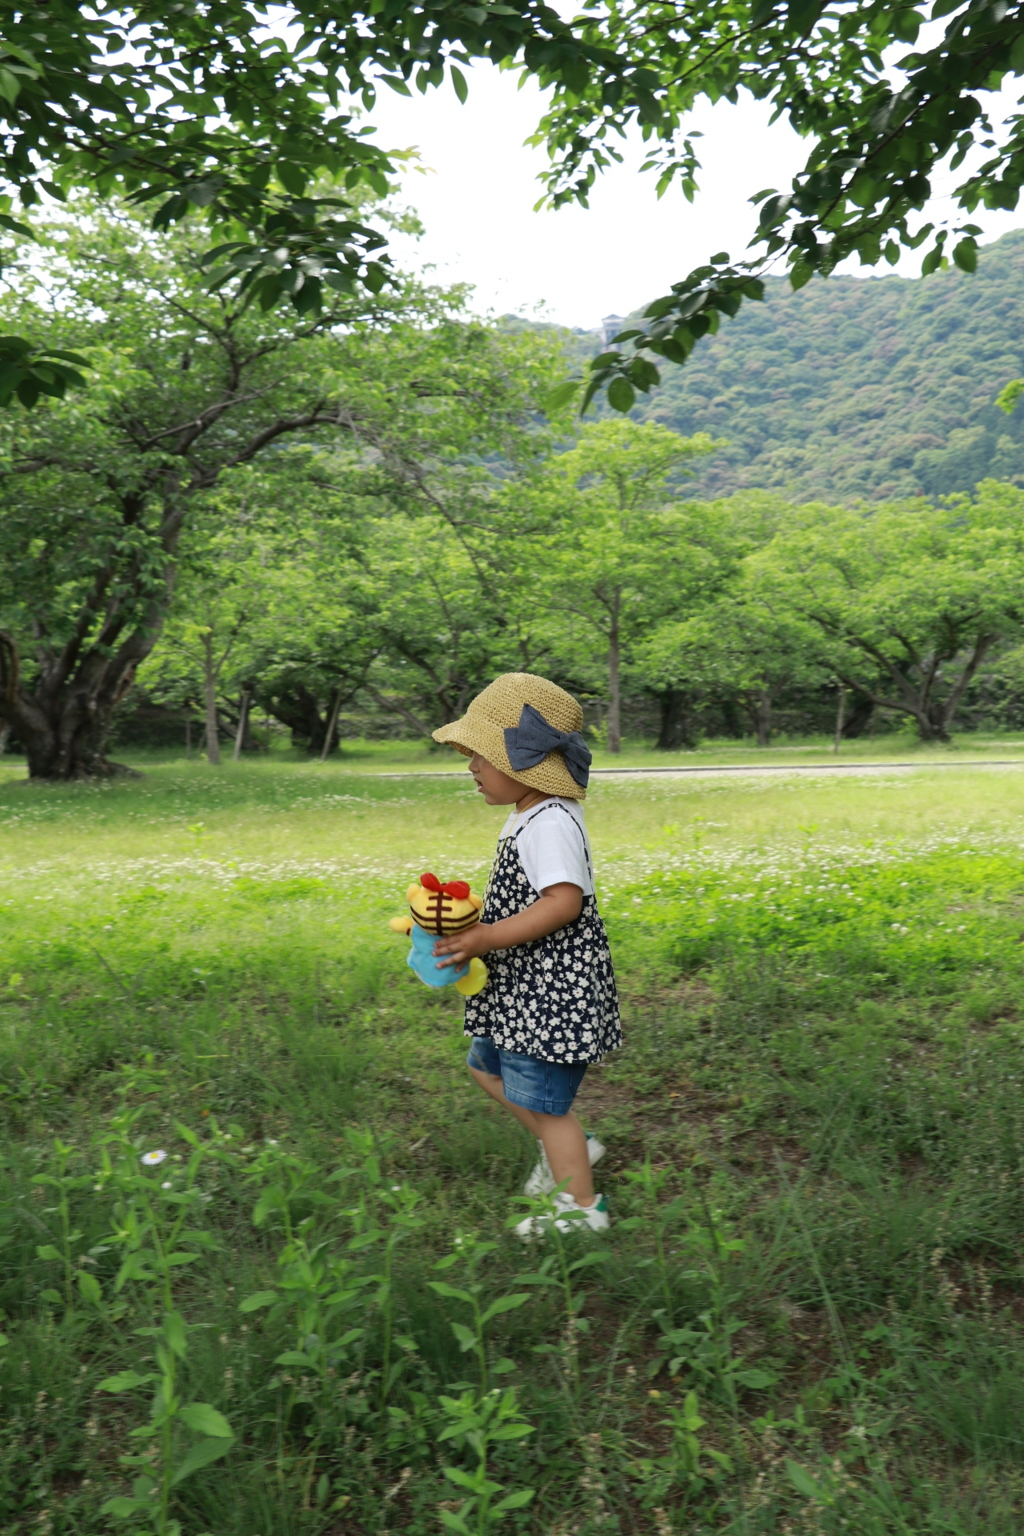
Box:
[203,637,221,766]
[607,610,622,755]
[320,687,344,762]
[840,691,875,739]
[0,720,8,756]
[263,682,339,753]
[755,690,772,747]
[833,684,846,754]
[0,632,141,778]
[655,689,695,750]
[233,689,250,762]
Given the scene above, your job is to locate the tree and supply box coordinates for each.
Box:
[748,483,1024,741]
[0,203,560,778]
[637,585,825,746]
[528,419,726,752]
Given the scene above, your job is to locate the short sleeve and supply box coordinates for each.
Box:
[515,803,592,895]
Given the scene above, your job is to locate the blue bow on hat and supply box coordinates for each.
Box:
[503,702,592,788]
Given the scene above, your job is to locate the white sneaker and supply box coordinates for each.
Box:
[514,1192,610,1241]
[523,1133,606,1197]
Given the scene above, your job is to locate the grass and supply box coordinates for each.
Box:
[2,757,1024,1534]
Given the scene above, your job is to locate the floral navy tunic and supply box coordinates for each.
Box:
[464,801,622,1065]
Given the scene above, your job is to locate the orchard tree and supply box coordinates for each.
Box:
[637,585,825,746]
[0,203,563,779]
[748,482,1024,741]
[529,419,726,752]
[144,466,380,759]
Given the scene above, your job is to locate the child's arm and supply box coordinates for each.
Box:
[432,883,583,969]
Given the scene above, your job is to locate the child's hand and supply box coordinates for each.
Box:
[433,924,494,969]
[434,884,583,970]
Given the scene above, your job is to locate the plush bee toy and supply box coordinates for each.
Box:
[388,873,489,996]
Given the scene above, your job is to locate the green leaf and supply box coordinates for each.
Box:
[438,1511,472,1535]
[274,1350,318,1368]
[787,1459,830,1503]
[170,1435,233,1486]
[35,1244,62,1261]
[77,1271,102,1305]
[543,379,581,413]
[164,1310,188,1358]
[952,238,977,273]
[492,1487,536,1514]
[444,1466,481,1491]
[786,0,825,30]
[451,65,469,104]
[428,1281,473,1302]
[276,161,308,196]
[607,376,636,413]
[451,1321,478,1353]
[734,1366,777,1389]
[363,261,387,294]
[480,1294,530,1324]
[239,1290,278,1312]
[178,1402,233,1438]
[100,1495,145,1518]
[98,1370,153,1393]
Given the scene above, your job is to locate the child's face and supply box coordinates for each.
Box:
[469,752,527,805]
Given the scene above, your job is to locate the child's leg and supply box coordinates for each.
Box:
[469,1066,595,1206]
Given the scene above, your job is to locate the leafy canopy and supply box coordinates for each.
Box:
[5,2,1022,411]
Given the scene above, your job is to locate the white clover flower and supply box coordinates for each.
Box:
[141,1150,168,1166]
[161,1181,172,1189]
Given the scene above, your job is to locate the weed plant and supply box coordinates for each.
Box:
[1,761,1024,1533]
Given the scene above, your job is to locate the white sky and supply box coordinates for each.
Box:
[365,63,1024,330]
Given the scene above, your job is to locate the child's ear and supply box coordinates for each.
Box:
[406,883,421,902]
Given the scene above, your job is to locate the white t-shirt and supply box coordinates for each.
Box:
[499,797,594,896]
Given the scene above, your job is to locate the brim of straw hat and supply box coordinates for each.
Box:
[432,673,587,801]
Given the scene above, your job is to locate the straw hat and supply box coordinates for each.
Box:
[432,673,589,800]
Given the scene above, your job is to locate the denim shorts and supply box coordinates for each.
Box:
[466,1036,587,1116]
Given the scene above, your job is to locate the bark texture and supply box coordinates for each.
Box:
[654,688,696,750]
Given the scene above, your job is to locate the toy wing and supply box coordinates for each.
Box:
[389,915,413,935]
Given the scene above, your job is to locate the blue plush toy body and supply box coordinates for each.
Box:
[388,873,489,998]
[406,923,469,987]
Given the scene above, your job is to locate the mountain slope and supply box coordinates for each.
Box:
[612,230,1024,502]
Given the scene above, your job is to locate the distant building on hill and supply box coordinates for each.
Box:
[600,314,626,347]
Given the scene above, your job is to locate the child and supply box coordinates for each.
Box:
[432,673,621,1237]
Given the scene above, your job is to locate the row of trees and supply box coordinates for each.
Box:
[1,202,1022,778]
[136,429,1024,760]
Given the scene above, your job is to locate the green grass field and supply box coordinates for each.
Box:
[3,758,1024,1535]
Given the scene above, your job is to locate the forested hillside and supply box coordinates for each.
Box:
[602,230,1024,502]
